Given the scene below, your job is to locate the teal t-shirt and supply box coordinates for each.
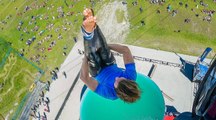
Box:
[94,63,137,100]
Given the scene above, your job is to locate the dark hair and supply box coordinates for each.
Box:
[115,79,141,103]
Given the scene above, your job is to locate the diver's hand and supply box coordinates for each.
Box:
[83,8,93,19]
[82,16,96,33]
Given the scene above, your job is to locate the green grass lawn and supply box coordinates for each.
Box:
[116,8,126,23]
[0,0,108,118]
[0,51,38,118]
[126,0,216,57]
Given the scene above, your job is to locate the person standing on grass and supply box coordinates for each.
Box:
[80,8,140,103]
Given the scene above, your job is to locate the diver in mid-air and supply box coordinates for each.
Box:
[80,8,140,103]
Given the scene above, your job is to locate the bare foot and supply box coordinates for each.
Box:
[83,8,93,19]
[83,16,96,33]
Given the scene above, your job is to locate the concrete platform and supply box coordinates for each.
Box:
[35,40,199,120]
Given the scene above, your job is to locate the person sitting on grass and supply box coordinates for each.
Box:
[80,8,141,103]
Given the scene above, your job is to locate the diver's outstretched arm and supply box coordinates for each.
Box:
[80,56,98,91]
[108,44,134,64]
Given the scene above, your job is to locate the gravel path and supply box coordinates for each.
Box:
[96,1,130,43]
